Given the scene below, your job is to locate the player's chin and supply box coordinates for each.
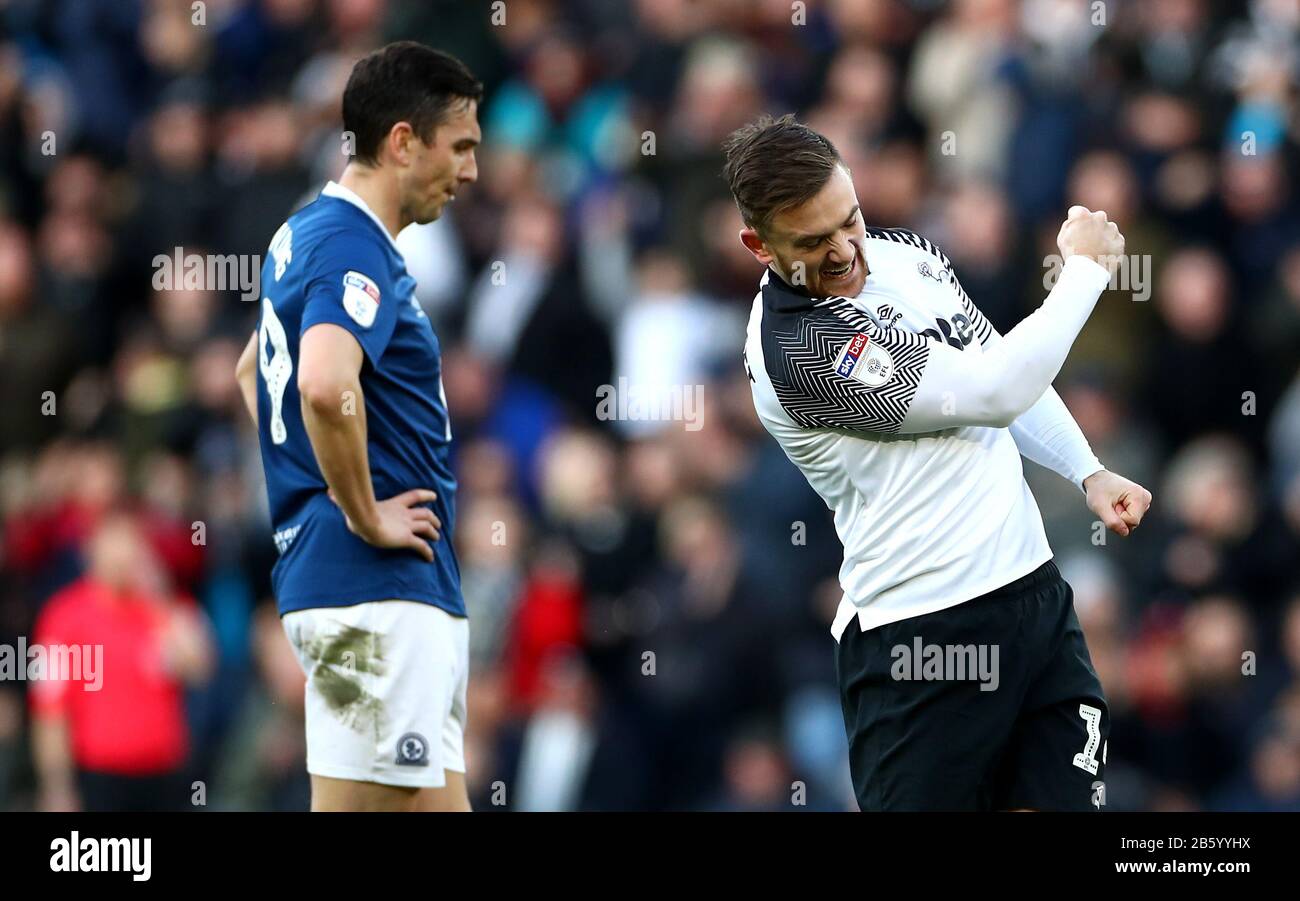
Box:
[816,259,862,295]
[414,200,446,225]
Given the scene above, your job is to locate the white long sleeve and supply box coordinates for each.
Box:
[1009,387,1104,490]
[898,256,1113,432]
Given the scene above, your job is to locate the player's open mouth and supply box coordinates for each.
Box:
[822,254,855,281]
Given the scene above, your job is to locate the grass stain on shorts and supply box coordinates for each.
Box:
[303,625,387,738]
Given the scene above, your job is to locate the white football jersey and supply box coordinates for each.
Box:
[744,228,1105,641]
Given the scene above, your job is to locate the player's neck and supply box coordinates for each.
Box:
[337,164,406,238]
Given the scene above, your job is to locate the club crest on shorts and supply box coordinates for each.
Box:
[833,332,895,387]
[396,732,430,766]
[342,270,381,328]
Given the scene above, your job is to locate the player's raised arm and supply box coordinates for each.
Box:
[767,208,1121,436]
[899,207,1120,432]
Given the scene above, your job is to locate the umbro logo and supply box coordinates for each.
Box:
[877,305,903,328]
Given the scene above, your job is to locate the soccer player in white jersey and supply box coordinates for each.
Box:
[725,114,1152,811]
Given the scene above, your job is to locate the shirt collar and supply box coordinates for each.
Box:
[320,180,404,256]
[760,261,873,314]
[761,266,818,313]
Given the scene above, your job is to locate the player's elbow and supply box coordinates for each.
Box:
[967,379,1038,428]
[964,351,1048,427]
[297,369,353,417]
[983,409,1021,430]
[298,381,347,417]
[298,325,364,418]
[981,394,1027,429]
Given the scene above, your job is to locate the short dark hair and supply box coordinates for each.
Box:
[721,114,843,233]
[342,41,484,166]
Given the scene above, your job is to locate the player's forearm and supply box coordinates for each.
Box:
[300,377,379,534]
[1009,387,1104,490]
[236,331,258,427]
[901,256,1112,432]
[979,256,1113,420]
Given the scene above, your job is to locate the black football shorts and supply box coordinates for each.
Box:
[834,559,1109,811]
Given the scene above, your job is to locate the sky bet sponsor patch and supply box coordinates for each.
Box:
[833,332,895,387]
[342,270,380,327]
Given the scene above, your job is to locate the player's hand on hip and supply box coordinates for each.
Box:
[331,488,441,561]
[1057,206,1125,266]
[1083,470,1152,538]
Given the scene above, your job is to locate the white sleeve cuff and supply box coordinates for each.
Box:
[1062,254,1113,293]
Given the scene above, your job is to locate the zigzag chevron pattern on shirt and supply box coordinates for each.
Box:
[764,299,930,434]
[862,226,994,346]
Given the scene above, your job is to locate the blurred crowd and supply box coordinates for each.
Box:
[2,0,1300,811]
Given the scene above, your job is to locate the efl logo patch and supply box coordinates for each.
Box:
[833,332,895,388]
[342,270,380,328]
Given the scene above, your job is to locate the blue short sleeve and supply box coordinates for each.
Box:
[300,230,398,365]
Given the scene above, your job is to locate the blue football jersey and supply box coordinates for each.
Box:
[254,180,463,618]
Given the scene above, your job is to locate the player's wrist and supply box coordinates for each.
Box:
[1061,253,1112,282]
[1051,256,1113,305]
[344,497,383,540]
[1080,467,1109,492]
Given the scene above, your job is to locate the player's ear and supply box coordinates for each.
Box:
[387,121,416,165]
[740,226,774,265]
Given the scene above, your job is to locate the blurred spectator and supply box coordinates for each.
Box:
[209,602,309,811]
[28,512,214,812]
[500,650,650,811]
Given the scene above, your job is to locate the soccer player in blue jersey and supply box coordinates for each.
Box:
[234,42,481,811]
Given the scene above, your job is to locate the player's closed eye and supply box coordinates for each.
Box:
[799,212,859,250]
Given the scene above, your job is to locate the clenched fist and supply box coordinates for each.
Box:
[1057,205,1125,264]
[1083,470,1151,538]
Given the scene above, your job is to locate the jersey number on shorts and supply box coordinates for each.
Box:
[259,298,293,445]
[1072,703,1103,775]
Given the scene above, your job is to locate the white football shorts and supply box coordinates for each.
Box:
[282,600,469,788]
